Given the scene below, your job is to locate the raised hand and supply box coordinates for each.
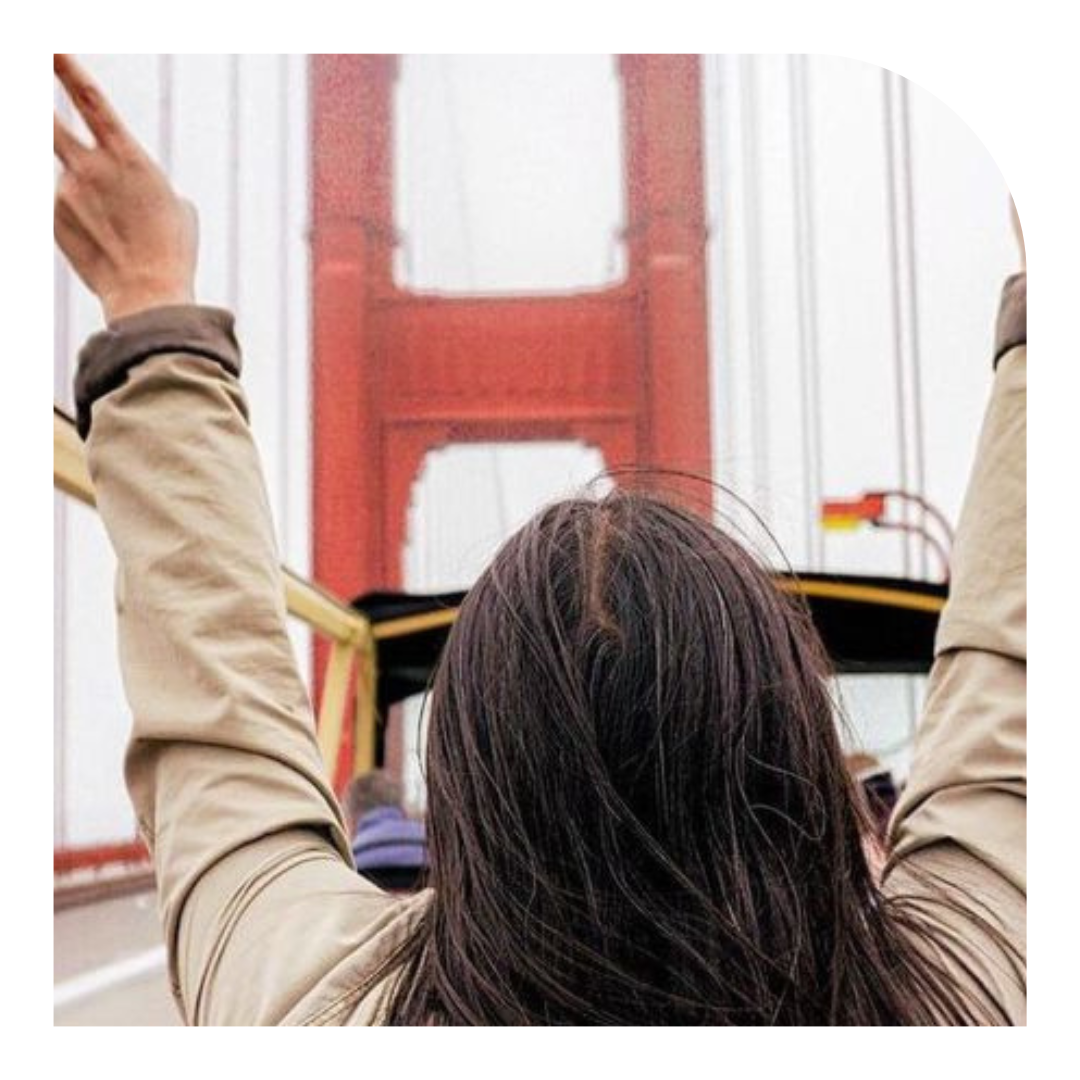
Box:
[53,54,198,323]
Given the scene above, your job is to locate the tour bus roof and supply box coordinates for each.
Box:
[353,572,948,714]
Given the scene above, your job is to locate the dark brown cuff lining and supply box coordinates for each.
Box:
[994,272,1026,369]
[74,304,242,439]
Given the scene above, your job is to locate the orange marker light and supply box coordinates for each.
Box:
[820,493,887,530]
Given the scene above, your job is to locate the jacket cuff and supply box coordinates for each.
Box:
[74,304,242,439]
[994,272,1026,368]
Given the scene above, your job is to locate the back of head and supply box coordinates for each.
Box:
[385,488,971,1024]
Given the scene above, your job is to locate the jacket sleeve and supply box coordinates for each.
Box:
[883,273,1026,1021]
[78,305,409,1025]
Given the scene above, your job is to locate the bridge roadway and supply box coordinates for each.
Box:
[54,889,180,1026]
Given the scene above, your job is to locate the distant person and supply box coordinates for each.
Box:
[343,771,427,892]
[53,55,1024,1024]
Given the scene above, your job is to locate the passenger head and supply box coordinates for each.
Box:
[384,488,989,1024]
[343,769,405,838]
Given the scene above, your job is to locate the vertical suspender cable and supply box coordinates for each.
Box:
[739,55,772,538]
[883,68,931,738]
[708,56,741,514]
[883,70,929,580]
[899,80,928,580]
[710,56,748,527]
[897,75,930,738]
[788,55,825,570]
[883,70,911,578]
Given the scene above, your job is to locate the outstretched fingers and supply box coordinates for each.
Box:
[54,54,130,152]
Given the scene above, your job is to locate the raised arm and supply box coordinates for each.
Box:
[883,227,1026,1022]
[54,56,422,1025]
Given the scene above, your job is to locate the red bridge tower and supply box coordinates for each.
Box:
[310,55,712,775]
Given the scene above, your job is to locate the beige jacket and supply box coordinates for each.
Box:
[75,275,1026,1025]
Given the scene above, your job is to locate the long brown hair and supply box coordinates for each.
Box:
[380,488,1006,1024]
